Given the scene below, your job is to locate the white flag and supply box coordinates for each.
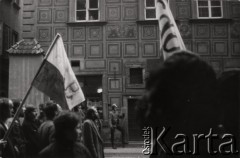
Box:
[156,0,186,60]
[33,34,85,110]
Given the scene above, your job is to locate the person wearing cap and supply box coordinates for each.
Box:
[109,104,125,149]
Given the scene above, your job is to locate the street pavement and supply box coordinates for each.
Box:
[104,146,149,158]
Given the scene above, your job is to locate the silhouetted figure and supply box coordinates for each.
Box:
[22,104,40,158]
[37,103,46,125]
[38,102,59,151]
[39,111,91,158]
[0,98,17,158]
[217,70,240,154]
[137,51,225,157]
[7,99,26,158]
[83,107,104,158]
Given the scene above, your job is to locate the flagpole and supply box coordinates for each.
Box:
[3,34,61,141]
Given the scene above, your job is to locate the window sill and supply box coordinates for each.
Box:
[189,18,233,23]
[136,20,158,25]
[67,21,107,26]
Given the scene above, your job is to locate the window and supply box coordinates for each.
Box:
[130,68,143,84]
[12,31,19,45]
[144,0,169,20]
[76,0,99,21]
[126,63,146,88]
[197,0,223,18]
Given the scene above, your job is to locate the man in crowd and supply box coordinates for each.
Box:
[82,107,104,158]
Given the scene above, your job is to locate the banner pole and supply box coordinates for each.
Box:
[2,34,61,141]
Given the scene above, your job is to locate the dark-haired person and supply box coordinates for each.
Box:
[6,99,26,158]
[37,103,46,125]
[22,104,40,158]
[38,102,59,151]
[83,107,104,158]
[39,111,91,158]
[136,51,221,157]
[0,98,17,158]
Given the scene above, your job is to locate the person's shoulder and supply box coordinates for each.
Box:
[83,119,92,124]
[39,143,55,156]
[109,111,114,115]
[74,142,92,157]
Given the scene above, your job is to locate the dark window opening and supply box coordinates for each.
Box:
[129,68,143,84]
[71,60,80,67]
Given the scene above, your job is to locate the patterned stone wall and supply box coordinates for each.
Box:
[21,0,240,142]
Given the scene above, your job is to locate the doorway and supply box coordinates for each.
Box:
[77,75,103,119]
[127,98,142,141]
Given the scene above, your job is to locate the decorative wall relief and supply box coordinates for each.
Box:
[231,22,240,39]
[176,4,190,19]
[212,41,228,56]
[54,0,68,6]
[194,40,210,56]
[142,25,157,39]
[54,27,68,41]
[195,24,210,38]
[88,26,103,41]
[122,5,137,21]
[38,9,52,23]
[106,5,121,21]
[37,26,52,42]
[231,41,240,56]
[38,0,52,6]
[212,24,228,39]
[179,22,192,39]
[54,8,68,23]
[107,24,137,40]
[107,42,121,58]
[71,27,86,41]
[142,42,157,57]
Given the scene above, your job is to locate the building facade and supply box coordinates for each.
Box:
[0,0,22,97]
[19,0,240,142]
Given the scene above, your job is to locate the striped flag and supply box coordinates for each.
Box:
[157,0,186,60]
[33,34,85,110]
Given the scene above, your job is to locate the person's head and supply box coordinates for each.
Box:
[54,111,81,144]
[73,104,82,112]
[85,107,99,121]
[39,103,45,112]
[111,104,117,111]
[0,98,13,122]
[137,51,217,130]
[12,99,22,116]
[24,104,38,121]
[44,102,59,120]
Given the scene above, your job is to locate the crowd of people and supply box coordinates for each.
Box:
[0,99,104,158]
[0,50,239,158]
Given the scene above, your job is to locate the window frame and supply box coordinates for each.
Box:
[144,0,169,20]
[75,0,100,22]
[125,63,146,89]
[196,0,223,19]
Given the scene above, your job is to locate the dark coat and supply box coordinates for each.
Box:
[82,119,104,158]
[39,142,92,158]
[22,120,40,158]
[0,122,17,158]
[38,120,55,150]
